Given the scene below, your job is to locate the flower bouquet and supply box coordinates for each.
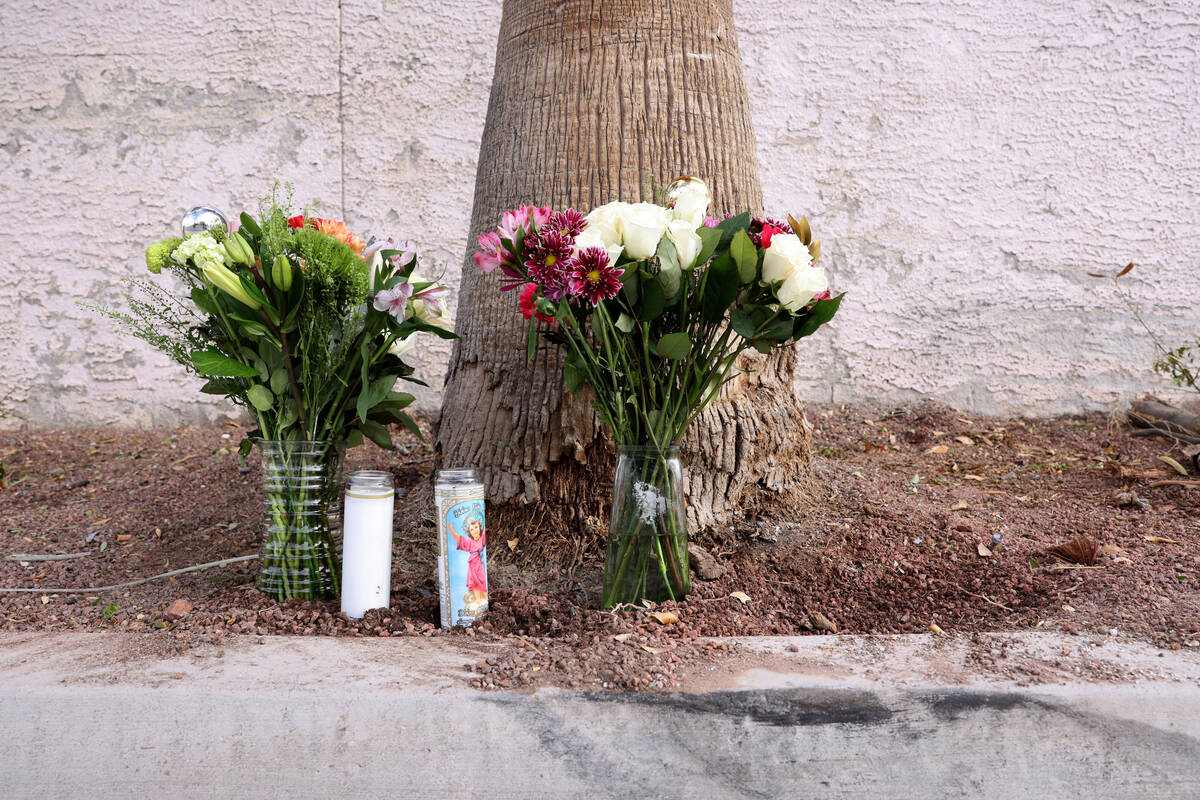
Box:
[97,189,453,600]
[476,178,842,607]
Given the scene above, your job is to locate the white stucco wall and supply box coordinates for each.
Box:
[1,0,1196,428]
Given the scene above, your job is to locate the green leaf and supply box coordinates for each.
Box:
[233,318,272,340]
[269,367,289,396]
[358,420,394,450]
[257,339,283,368]
[656,332,691,360]
[761,315,795,342]
[615,312,636,333]
[564,359,584,395]
[199,378,240,395]
[656,235,679,275]
[276,398,298,431]
[639,278,666,321]
[619,268,640,305]
[694,226,723,270]
[190,288,217,317]
[378,390,415,410]
[345,428,365,449]
[652,237,681,299]
[793,292,845,340]
[246,384,274,412]
[729,307,757,339]
[730,229,758,283]
[701,254,738,323]
[357,374,398,423]
[359,337,373,404]
[368,406,412,425]
[236,273,270,309]
[396,413,423,441]
[717,212,751,246]
[752,338,773,354]
[191,349,259,378]
[526,313,538,364]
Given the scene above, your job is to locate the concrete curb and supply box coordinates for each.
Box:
[2,632,1198,799]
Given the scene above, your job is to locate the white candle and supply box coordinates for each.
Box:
[340,470,395,619]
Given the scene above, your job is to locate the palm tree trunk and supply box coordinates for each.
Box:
[439,0,815,557]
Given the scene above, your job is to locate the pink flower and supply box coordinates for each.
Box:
[412,284,450,315]
[474,231,509,273]
[702,216,719,228]
[498,205,552,241]
[373,283,413,321]
[518,282,555,324]
[570,247,624,305]
[366,237,419,274]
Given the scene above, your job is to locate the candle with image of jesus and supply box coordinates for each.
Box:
[435,468,488,627]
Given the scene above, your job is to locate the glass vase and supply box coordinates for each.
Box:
[601,445,691,608]
[256,439,344,601]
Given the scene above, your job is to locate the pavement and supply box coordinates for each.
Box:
[1,630,1198,799]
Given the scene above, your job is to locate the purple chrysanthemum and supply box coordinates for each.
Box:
[525,230,574,286]
[540,266,574,301]
[569,247,624,305]
[544,208,587,239]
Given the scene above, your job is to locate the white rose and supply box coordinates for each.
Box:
[762,233,813,284]
[574,225,624,266]
[667,178,711,228]
[584,202,626,248]
[777,265,829,312]
[665,219,702,271]
[617,202,671,260]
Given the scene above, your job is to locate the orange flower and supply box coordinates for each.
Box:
[312,218,365,255]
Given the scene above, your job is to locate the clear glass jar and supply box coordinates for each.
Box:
[602,445,690,607]
[256,439,344,601]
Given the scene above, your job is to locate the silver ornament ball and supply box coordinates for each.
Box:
[665,175,709,204]
[181,205,229,237]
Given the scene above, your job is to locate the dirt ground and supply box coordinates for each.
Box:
[1,403,1197,691]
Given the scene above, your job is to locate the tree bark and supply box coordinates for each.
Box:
[439,0,815,555]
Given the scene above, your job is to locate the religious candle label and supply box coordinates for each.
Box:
[436,489,488,627]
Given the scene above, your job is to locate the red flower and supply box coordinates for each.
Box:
[760,224,786,249]
[749,216,792,247]
[518,282,555,323]
[288,215,311,229]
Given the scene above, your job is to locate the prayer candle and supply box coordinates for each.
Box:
[435,468,488,627]
[340,470,395,619]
